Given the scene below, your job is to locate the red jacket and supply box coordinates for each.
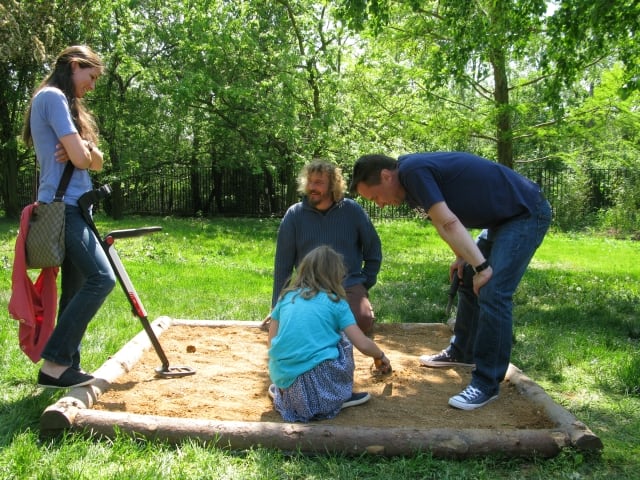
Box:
[8,203,59,363]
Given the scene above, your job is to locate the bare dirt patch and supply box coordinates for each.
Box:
[93,322,554,431]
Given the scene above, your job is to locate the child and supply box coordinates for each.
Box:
[267,245,391,422]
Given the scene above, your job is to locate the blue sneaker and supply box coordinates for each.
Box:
[419,348,475,368]
[448,385,498,411]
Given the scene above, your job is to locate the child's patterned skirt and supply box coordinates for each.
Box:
[273,335,354,422]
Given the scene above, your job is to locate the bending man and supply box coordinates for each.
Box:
[349,152,551,410]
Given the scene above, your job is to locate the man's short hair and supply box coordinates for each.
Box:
[348,154,397,194]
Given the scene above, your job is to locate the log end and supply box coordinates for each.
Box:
[569,422,604,452]
[40,404,78,439]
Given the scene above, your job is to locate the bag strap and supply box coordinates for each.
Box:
[31,158,38,202]
[53,161,76,201]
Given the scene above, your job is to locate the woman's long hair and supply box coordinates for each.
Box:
[22,45,104,146]
[280,245,347,303]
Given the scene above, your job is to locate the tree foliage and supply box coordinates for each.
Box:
[336,0,639,168]
[544,0,640,98]
[0,0,93,217]
[0,0,638,231]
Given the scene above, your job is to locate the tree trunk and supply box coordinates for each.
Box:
[190,133,203,215]
[0,137,20,219]
[493,63,513,169]
[112,149,125,219]
[0,64,21,218]
[490,5,514,169]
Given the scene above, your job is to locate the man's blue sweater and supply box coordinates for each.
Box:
[272,197,382,307]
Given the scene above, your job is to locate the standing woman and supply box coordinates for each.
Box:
[22,45,116,389]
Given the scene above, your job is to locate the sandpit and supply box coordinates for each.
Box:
[40,318,602,458]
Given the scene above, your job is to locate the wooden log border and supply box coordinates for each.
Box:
[40,318,603,458]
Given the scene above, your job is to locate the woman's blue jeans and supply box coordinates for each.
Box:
[451,193,552,395]
[41,205,116,369]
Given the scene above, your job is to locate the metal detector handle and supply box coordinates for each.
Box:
[104,242,149,318]
[77,186,112,239]
[77,184,112,211]
[448,273,460,298]
[104,226,162,239]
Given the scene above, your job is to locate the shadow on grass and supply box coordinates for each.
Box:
[0,379,63,446]
[374,263,639,394]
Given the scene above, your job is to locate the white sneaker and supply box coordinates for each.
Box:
[342,392,371,408]
[268,384,277,400]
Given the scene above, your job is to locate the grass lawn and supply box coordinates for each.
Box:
[1,215,638,479]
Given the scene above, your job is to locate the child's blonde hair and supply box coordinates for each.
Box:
[280,245,346,302]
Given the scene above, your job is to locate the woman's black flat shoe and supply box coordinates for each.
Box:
[37,368,95,389]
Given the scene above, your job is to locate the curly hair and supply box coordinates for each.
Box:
[297,159,347,202]
[22,45,104,146]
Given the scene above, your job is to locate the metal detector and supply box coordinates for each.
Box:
[445,272,460,319]
[78,185,195,378]
[446,264,516,344]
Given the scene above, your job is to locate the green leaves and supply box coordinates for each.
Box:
[1,0,639,221]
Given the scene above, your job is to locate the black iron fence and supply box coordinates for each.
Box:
[13,164,639,229]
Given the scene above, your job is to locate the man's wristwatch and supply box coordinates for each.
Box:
[473,260,490,274]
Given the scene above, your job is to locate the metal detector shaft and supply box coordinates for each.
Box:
[101,229,195,377]
[102,233,171,369]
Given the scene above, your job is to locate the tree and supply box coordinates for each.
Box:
[89,0,185,218]
[0,0,96,218]
[336,0,639,168]
[2,0,637,224]
[97,0,358,213]
[544,0,640,101]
